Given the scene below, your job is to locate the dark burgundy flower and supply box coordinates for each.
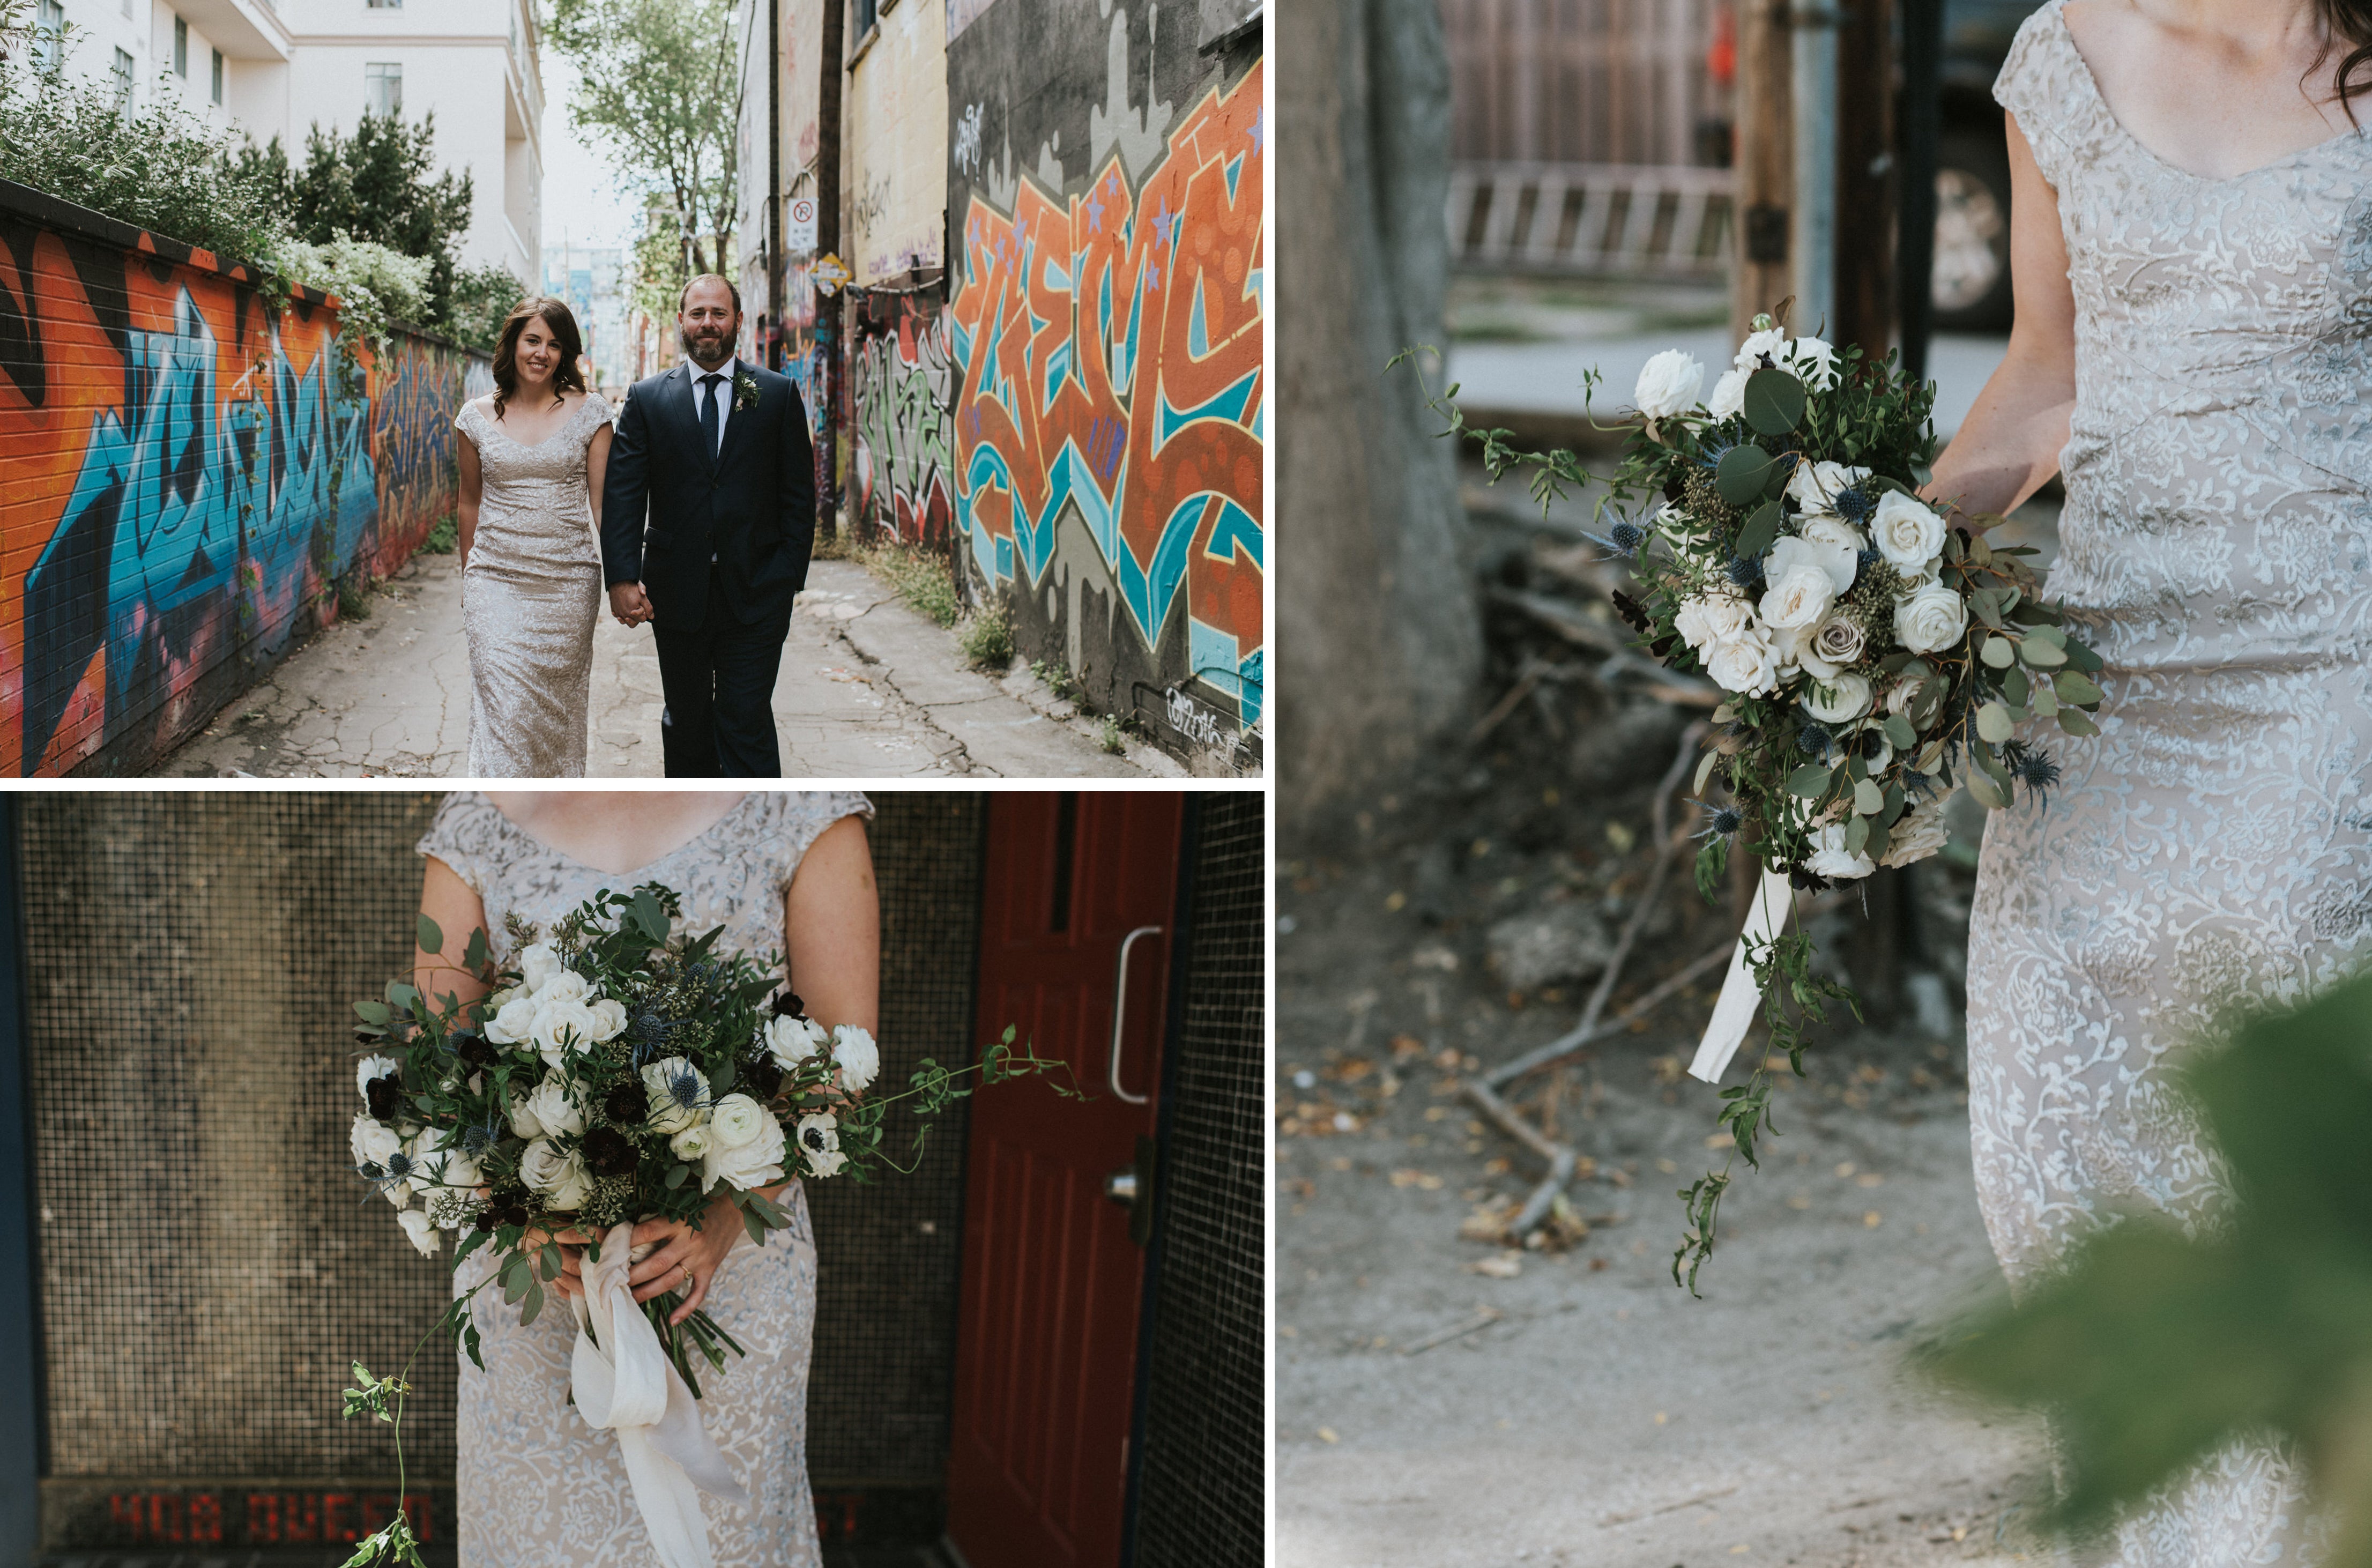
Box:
[499,1202,531,1229]
[364,1074,403,1122]
[771,990,807,1019]
[583,1127,637,1178]
[743,1054,784,1100]
[472,1209,499,1234]
[1662,470,1686,503]
[453,1033,498,1071]
[603,1080,651,1126]
[1610,590,1654,635]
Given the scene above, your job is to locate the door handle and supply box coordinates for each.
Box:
[1103,1134,1159,1247]
[1108,924,1161,1105]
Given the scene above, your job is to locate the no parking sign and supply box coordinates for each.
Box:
[787,196,817,251]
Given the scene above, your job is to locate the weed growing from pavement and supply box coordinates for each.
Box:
[421,512,459,554]
[860,542,960,627]
[958,601,1015,669]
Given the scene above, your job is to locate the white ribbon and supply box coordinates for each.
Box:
[570,1223,749,1568]
[1687,868,1798,1084]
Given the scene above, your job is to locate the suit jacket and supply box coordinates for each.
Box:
[599,360,816,627]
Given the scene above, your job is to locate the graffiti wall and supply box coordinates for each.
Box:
[0,181,489,776]
[946,1,1263,760]
[850,285,956,549]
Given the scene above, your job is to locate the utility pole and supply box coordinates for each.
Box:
[813,0,844,540]
[1898,0,1943,383]
[767,0,783,371]
[1730,0,1791,343]
[1832,0,1896,359]
[1789,0,1837,333]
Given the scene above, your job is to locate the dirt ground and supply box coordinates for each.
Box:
[1275,478,2074,1568]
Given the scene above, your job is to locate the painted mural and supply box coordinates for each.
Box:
[850,285,956,549]
[946,51,1263,748]
[0,191,488,775]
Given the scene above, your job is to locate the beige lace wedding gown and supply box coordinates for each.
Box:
[453,393,612,777]
[418,789,873,1567]
[1967,5,2372,1562]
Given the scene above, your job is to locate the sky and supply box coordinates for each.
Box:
[538,48,648,271]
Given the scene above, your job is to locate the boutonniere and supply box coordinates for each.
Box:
[733,371,761,413]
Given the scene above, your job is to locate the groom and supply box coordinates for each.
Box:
[600,274,816,776]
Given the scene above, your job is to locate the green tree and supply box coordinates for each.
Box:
[444,261,526,353]
[277,113,475,328]
[547,0,739,280]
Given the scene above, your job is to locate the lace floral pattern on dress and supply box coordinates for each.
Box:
[416,789,873,1568]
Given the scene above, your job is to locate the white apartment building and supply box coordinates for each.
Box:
[30,0,542,286]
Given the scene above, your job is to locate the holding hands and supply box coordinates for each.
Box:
[609,581,655,628]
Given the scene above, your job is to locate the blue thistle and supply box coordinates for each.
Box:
[459,1117,504,1158]
[1725,554,1764,589]
[1698,435,1740,469]
[1834,485,1876,525]
[1582,518,1648,558]
[1856,546,1883,575]
[1797,722,1834,758]
[662,1064,707,1117]
[1692,799,1745,840]
[2005,742,2061,808]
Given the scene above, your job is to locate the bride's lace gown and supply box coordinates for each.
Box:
[417,790,873,1567]
[1968,5,2372,1562]
[454,393,613,777]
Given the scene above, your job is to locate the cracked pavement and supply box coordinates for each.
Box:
[158,555,1181,778]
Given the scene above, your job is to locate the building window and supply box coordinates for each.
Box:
[173,14,187,76]
[853,0,876,37]
[111,44,133,101]
[367,0,402,10]
[33,0,62,70]
[364,61,401,116]
[210,46,222,102]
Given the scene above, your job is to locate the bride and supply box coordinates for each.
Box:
[414,789,878,1565]
[1933,0,2372,1558]
[454,299,615,776]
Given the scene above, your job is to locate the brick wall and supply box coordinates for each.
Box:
[0,179,492,777]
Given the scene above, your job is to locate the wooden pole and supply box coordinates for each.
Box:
[1729,0,1791,341]
[814,0,844,539]
[1832,0,1895,360]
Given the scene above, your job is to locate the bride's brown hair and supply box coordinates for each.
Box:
[491,296,588,417]
[2312,2,2372,121]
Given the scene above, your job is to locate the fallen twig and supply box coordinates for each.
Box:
[1597,1483,1741,1527]
[1399,1307,1505,1357]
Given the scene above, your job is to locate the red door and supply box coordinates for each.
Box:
[946,792,1184,1568]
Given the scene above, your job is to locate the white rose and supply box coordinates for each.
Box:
[1880,793,1955,868]
[486,983,525,1012]
[1673,589,1754,652]
[423,1138,484,1199]
[794,1112,848,1179]
[1804,613,1868,679]
[518,942,563,993]
[1885,671,1929,718]
[507,1094,545,1140]
[586,998,629,1043]
[1758,562,1836,632]
[709,1093,770,1149]
[356,1054,400,1100]
[1767,620,1814,677]
[1707,367,1748,420]
[485,992,538,1046]
[1703,629,1782,696]
[703,1113,789,1193]
[1894,582,1970,655]
[532,995,601,1065]
[1804,822,1875,881]
[1802,672,1875,723]
[537,968,592,1006]
[351,1113,403,1172]
[670,1123,715,1161]
[642,1058,711,1134]
[1735,326,1789,372]
[1872,490,1947,570]
[1786,460,1871,519]
[1798,514,1867,553]
[767,1014,829,1071]
[524,1071,586,1137]
[521,1137,593,1210]
[1787,335,1840,390]
[1768,533,1858,597]
[1633,348,1704,419]
[832,1025,881,1093]
[396,1208,441,1257]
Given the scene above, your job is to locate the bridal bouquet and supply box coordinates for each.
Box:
[1410,313,2103,1288]
[334,882,1067,1568]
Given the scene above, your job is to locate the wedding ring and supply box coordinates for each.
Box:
[680,1263,695,1292]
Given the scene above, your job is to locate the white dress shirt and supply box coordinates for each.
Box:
[691,354,739,455]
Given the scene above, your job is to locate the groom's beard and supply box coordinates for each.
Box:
[680,326,734,369]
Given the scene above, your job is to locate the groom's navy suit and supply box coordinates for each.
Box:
[600,357,816,776]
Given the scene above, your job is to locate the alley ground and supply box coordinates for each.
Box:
[159,554,1183,778]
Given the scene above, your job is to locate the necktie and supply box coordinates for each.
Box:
[700,372,723,457]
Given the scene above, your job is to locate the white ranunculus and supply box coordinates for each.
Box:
[1734,326,1788,372]
[1674,589,1754,651]
[1707,368,1748,420]
[1798,515,1867,554]
[537,968,592,1006]
[507,1094,546,1141]
[703,1112,789,1193]
[396,1208,441,1257]
[1894,582,1971,655]
[642,1058,711,1135]
[1768,533,1858,597]
[485,992,538,1046]
[351,1113,403,1172]
[1802,672,1875,723]
[1806,613,1868,678]
[1758,562,1837,632]
[1787,335,1840,390]
[1767,620,1815,678]
[521,1138,593,1210]
[1703,629,1782,696]
[1804,823,1875,881]
[1871,490,1947,570]
[767,1014,829,1071]
[486,983,525,1012]
[532,995,601,1065]
[1880,793,1955,868]
[1633,349,1705,419]
[1786,460,1871,519]
[1885,671,1929,718]
[518,942,563,993]
[670,1122,715,1161]
[586,998,629,1043]
[832,1025,881,1093]
[356,1054,400,1100]
[795,1112,848,1179]
[524,1071,585,1138]
[709,1093,770,1149]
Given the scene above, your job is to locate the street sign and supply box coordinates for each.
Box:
[786,196,817,252]
[812,253,852,296]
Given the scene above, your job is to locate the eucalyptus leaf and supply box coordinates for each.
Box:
[1694,748,1721,797]
[354,1000,393,1027]
[2020,638,2068,667]
[2055,669,2105,706]
[1853,778,1883,817]
[1845,814,1870,854]
[417,913,444,955]
[2003,666,2030,707]
[665,1162,690,1188]
[1734,500,1784,561]
[2057,707,2101,737]
[2064,637,2106,674]
[1742,366,1807,436]
[1714,443,1775,507]
[1976,702,2015,744]
[1882,713,1917,750]
[1864,817,1892,865]
[1967,766,2011,810]
[1787,763,1830,798]
[1980,633,2014,668]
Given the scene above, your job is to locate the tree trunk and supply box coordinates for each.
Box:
[1277,0,1481,842]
